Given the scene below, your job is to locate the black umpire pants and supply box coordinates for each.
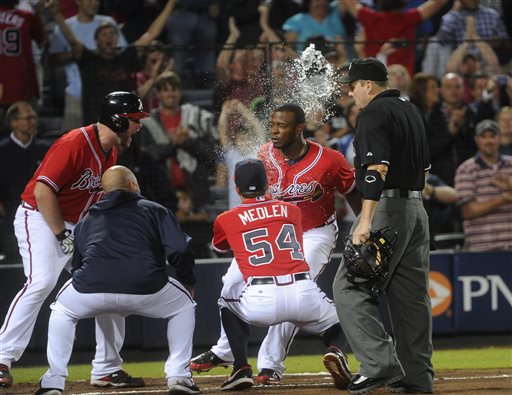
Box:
[333,195,433,392]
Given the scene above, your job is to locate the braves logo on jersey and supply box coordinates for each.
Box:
[269,182,324,203]
[258,141,355,231]
[71,168,103,193]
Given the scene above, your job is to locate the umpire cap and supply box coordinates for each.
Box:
[235,159,267,194]
[99,91,149,134]
[339,57,389,84]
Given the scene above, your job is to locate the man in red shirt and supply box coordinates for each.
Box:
[0,92,148,389]
[346,0,448,75]
[0,0,45,132]
[213,159,351,391]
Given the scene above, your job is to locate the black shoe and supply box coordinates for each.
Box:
[190,350,232,372]
[168,378,201,394]
[0,364,13,388]
[221,365,254,391]
[34,387,62,395]
[90,369,145,387]
[348,374,403,394]
[323,346,352,389]
[255,368,281,385]
[387,380,432,394]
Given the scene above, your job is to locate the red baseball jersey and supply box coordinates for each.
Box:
[21,125,117,224]
[212,196,310,281]
[0,6,45,105]
[258,141,355,231]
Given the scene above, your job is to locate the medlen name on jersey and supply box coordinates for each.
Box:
[238,204,288,225]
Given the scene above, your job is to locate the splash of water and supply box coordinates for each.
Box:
[214,44,340,206]
[288,43,338,122]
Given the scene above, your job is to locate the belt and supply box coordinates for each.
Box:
[315,216,336,229]
[249,272,310,286]
[380,189,422,199]
[21,201,38,211]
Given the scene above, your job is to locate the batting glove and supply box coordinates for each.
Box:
[56,229,75,254]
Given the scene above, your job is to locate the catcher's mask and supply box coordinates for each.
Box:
[343,226,398,294]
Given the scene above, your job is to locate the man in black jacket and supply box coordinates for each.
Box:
[35,165,200,395]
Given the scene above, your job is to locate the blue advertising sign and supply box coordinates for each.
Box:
[453,251,512,332]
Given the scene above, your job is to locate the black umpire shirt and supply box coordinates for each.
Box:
[353,89,430,191]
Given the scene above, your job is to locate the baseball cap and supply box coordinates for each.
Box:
[234,159,267,193]
[475,119,500,137]
[339,57,389,84]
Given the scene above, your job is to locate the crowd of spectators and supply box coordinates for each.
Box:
[1,0,511,261]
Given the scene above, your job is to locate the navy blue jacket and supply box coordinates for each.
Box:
[72,190,195,294]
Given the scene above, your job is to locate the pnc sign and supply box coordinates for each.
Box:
[429,271,452,317]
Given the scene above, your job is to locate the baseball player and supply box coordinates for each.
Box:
[214,159,351,391]
[35,165,199,395]
[191,103,359,385]
[0,92,148,389]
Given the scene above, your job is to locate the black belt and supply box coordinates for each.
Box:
[249,272,310,286]
[381,189,422,199]
[21,201,38,211]
[315,217,336,229]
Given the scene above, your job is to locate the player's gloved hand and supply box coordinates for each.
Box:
[56,229,74,254]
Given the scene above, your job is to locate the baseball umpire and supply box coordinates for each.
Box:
[333,58,433,394]
[35,165,199,395]
[0,92,147,389]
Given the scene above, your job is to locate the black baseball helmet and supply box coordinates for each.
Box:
[99,91,149,134]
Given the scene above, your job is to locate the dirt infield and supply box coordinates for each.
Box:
[3,368,511,395]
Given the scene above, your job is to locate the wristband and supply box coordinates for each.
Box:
[431,187,436,200]
[362,169,385,201]
[56,229,72,241]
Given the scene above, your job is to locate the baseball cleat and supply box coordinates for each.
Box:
[34,387,62,395]
[255,368,281,385]
[221,365,253,391]
[323,346,352,389]
[90,369,145,387]
[190,350,231,372]
[348,373,404,394]
[0,364,13,388]
[168,377,201,394]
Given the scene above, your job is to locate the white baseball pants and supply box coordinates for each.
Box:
[219,276,339,332]
[0,206,124,378]
[40,278,196,390]
[211,218,338,374]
